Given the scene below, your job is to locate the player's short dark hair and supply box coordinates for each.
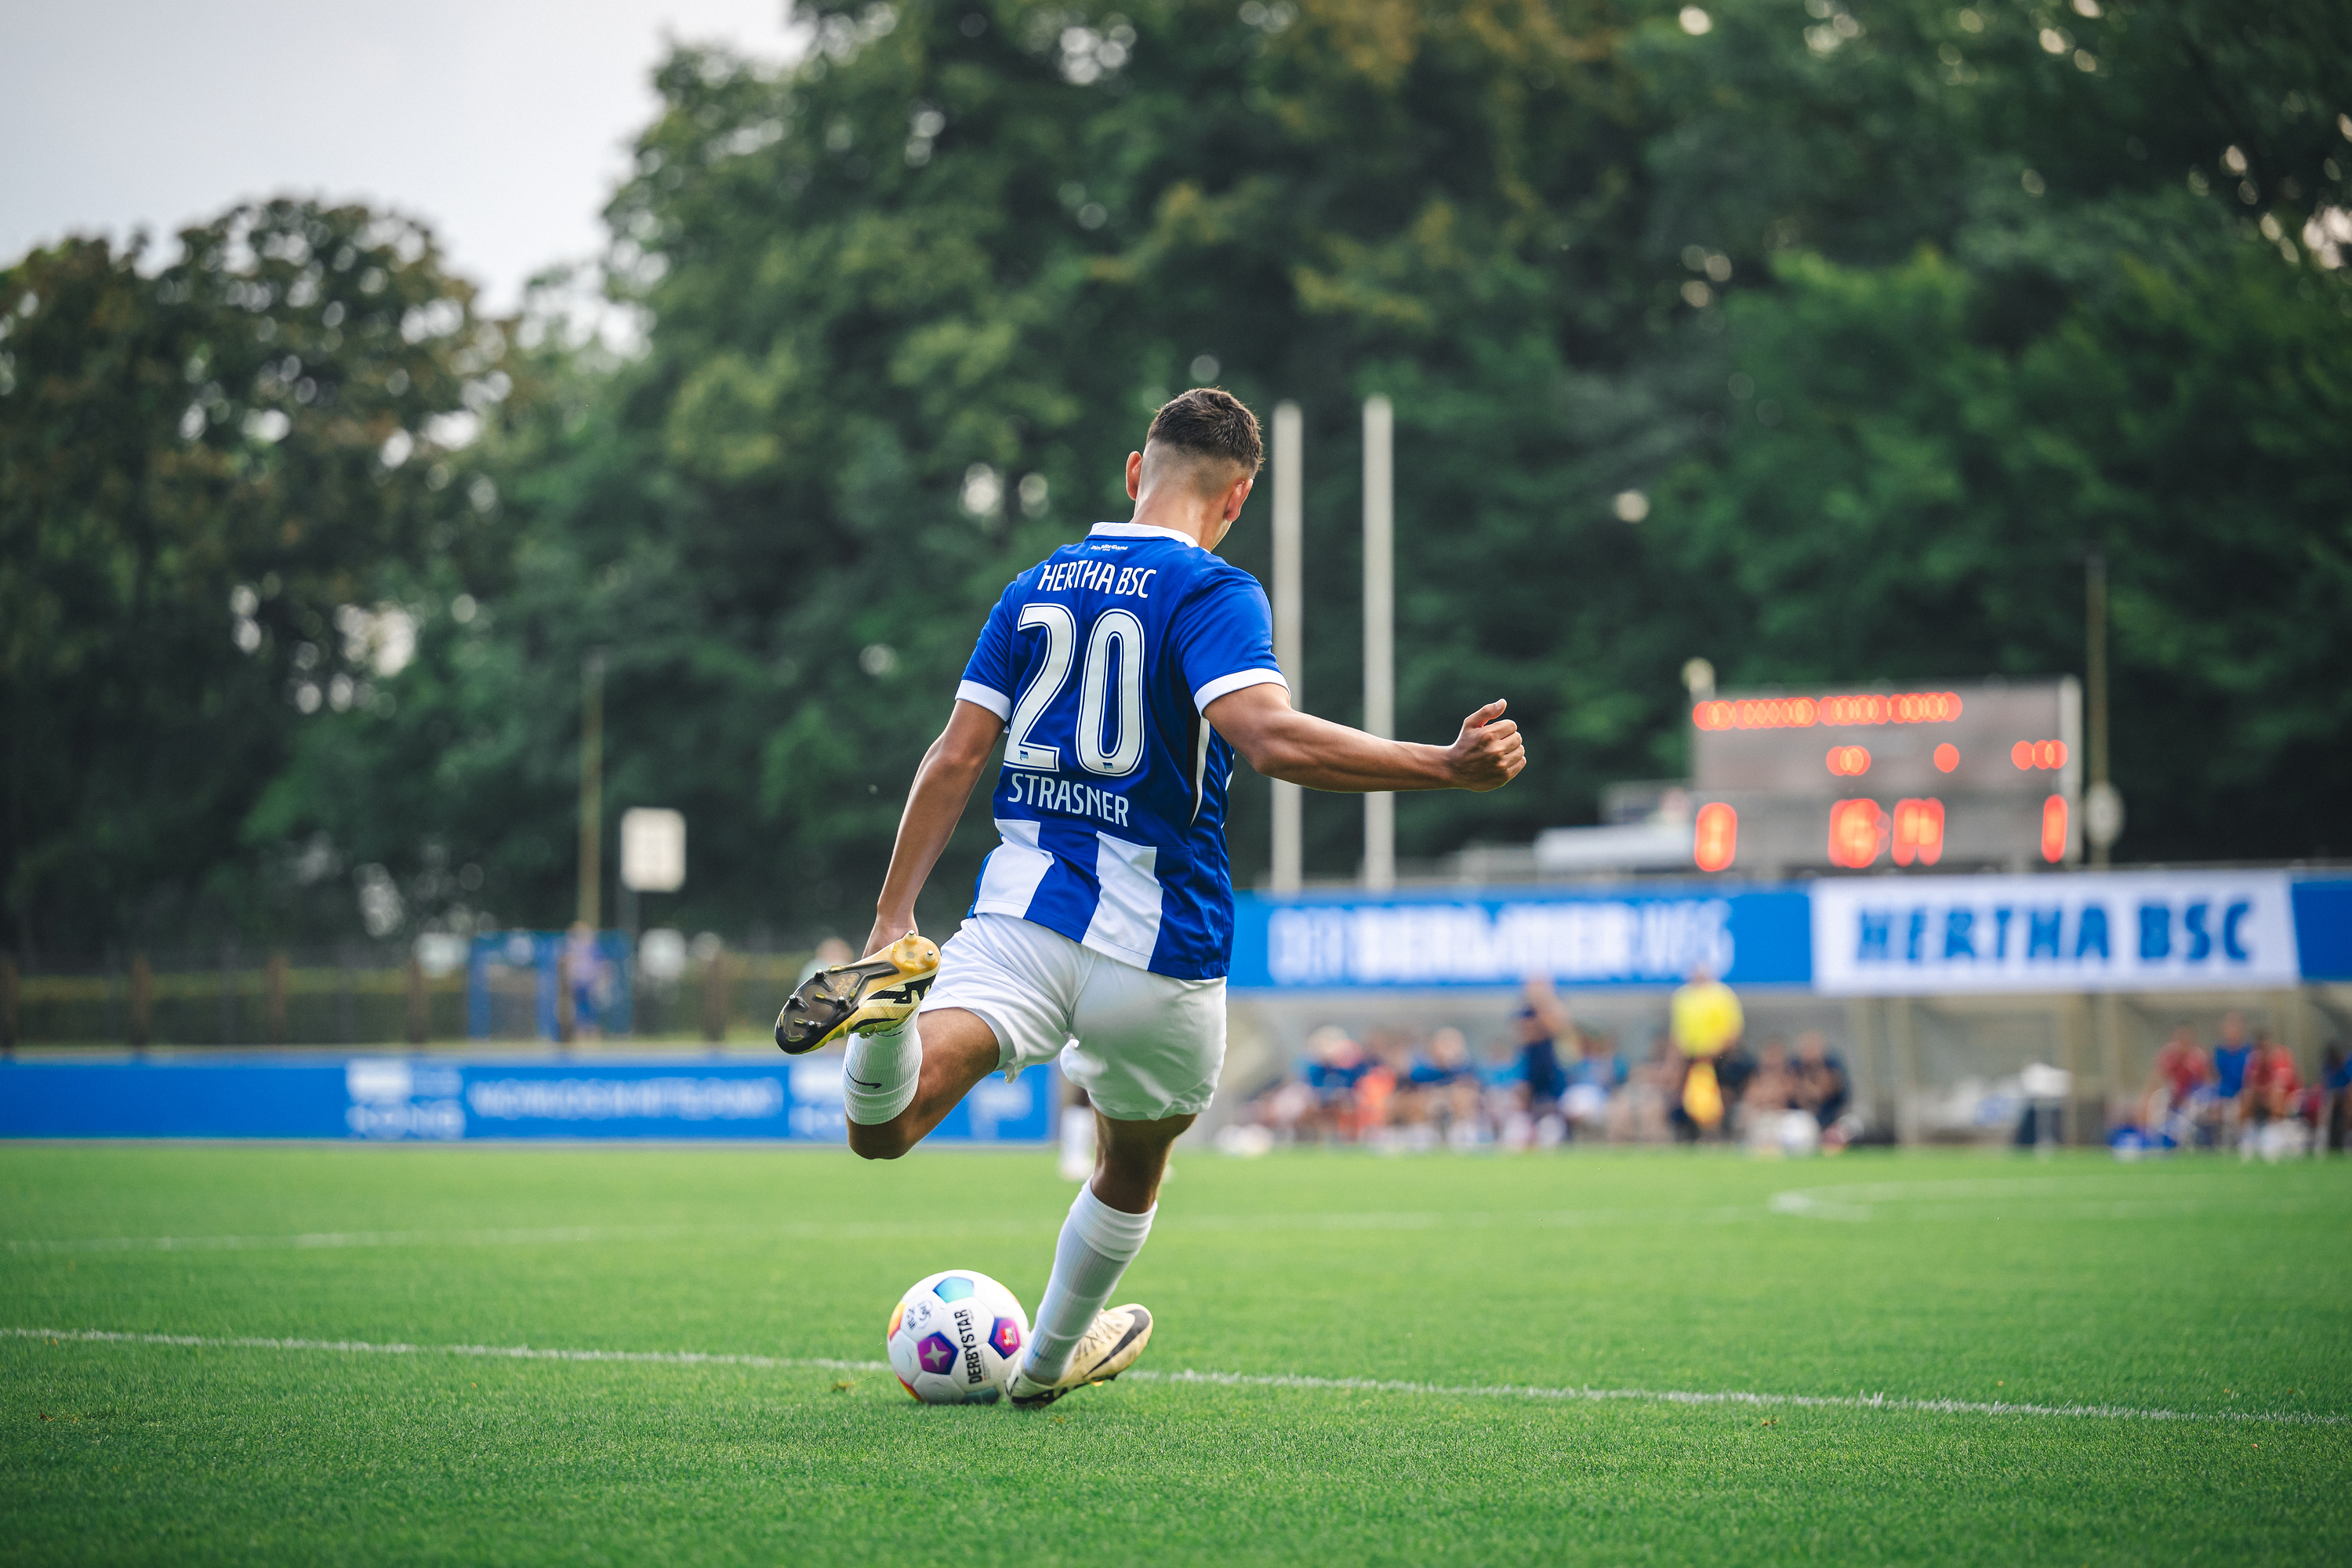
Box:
[1145,387,1263,477]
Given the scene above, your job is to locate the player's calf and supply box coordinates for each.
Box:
[844,1006,1001,1160]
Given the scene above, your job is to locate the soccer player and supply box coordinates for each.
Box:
[778,389,1524,1406]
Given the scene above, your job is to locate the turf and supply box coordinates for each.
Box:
[2,1144,2346,1565]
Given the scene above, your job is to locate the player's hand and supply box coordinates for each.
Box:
[862,915,918,964]
[1446,699,1524,792]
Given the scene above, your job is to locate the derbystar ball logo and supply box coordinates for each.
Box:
[916,1333,958,1374]
[954,1305,985,1383]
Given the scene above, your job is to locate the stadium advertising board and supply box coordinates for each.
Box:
[1229,887,1813,990]
[2295,880,2352,981]
[0,1056,1052,1143]
[1232,873,2349,994]
[1809,869,2303,995]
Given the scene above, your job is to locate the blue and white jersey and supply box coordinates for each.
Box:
[954,522,1286,979]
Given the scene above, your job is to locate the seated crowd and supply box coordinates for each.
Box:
[1237,980,1860,1152]
[2134,1010,2349,1156]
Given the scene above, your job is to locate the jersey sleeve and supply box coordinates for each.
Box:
[1171,565,1288,713]
[956,582,1022,720]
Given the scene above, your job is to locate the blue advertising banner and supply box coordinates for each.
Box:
[2291,879,2352,982]
[0,1056,1054,1144]
[1229,884,1813,991]
[1809,870,2304,996]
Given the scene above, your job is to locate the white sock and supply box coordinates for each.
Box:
[1022,1185,1155,1384]
[840,1023,921,1125]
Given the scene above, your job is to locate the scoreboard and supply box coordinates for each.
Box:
[1686,680,2081,875]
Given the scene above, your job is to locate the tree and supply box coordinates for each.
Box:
[0,200,502,958]
[1649,0,2352,858]
[22,0,2345,956]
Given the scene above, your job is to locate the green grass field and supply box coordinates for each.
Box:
[4,1143,2347,1565]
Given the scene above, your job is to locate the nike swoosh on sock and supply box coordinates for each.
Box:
[848,1075,882,1089]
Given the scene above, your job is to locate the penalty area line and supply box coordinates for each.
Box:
[5,1325,2342,1428]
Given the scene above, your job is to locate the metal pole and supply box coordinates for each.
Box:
[1271,401,1304,894]
[2085,553,2110,867]
[579,651,604,927]
[1362,396,1395,890]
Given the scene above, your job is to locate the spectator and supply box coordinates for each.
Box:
[564,922,607,1039]
[1247,1075,1318,1145]
[1743,1039,1795,1118]
[2142,1025,2211,1138]
[2209,1011,2254,1145]
[1615,1030,1677,1143]
[1354,1037,1405,1140]
[1793,1033,1849,1131]
[2244,1033,2306,1162]
[1670,967,1743,1137]
[1403,1029,1484,1146]
[1514,978,1571,1142]
[2321,1043,2350,1155]
[2246,1033,2300,1123]
[1301,1025,1369,1142]
[1714,1036,1759,1133]
[1563,1031,1626,1138]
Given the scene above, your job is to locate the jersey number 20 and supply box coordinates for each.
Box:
[1006,603,1145,777]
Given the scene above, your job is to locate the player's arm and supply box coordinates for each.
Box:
[864,699,1005,958]
[1203,683,1523,793]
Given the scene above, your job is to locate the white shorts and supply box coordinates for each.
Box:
[919,913,1226,1122]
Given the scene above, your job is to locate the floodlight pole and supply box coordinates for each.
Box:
[1271,401,1304,894]
[578,650,604,927]
[2085,553,2109,867]
[1363,394,1395,891]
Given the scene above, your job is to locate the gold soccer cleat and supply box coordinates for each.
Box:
[1005,1305,1154,1408]
[773,931,941,1055]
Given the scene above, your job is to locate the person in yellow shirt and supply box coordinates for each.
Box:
[1670,968,1744,1134]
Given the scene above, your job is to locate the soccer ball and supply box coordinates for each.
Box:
[886,1269,1030,1404]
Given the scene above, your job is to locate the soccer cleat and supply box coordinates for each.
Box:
[773,931,940,1055]
[1006,1305,1153,1408]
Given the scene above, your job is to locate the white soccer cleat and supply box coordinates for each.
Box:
[773,931,940,1055]
[1006,1304,1153,1408]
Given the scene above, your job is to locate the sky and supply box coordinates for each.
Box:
[0,0,805,313]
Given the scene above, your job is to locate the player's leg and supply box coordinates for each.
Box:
[843,1007,1000,1160]
[1088,1106,1192,1210]
[1007,956,1225,1407]
[1004,1109,1187,1406]
[846,913,1080,1159]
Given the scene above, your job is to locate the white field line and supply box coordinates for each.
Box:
[2,1206,1755,1255]
[2,1324,884,1375]
[6,1325,2343,1429]
[1123,1368,2351,1428]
